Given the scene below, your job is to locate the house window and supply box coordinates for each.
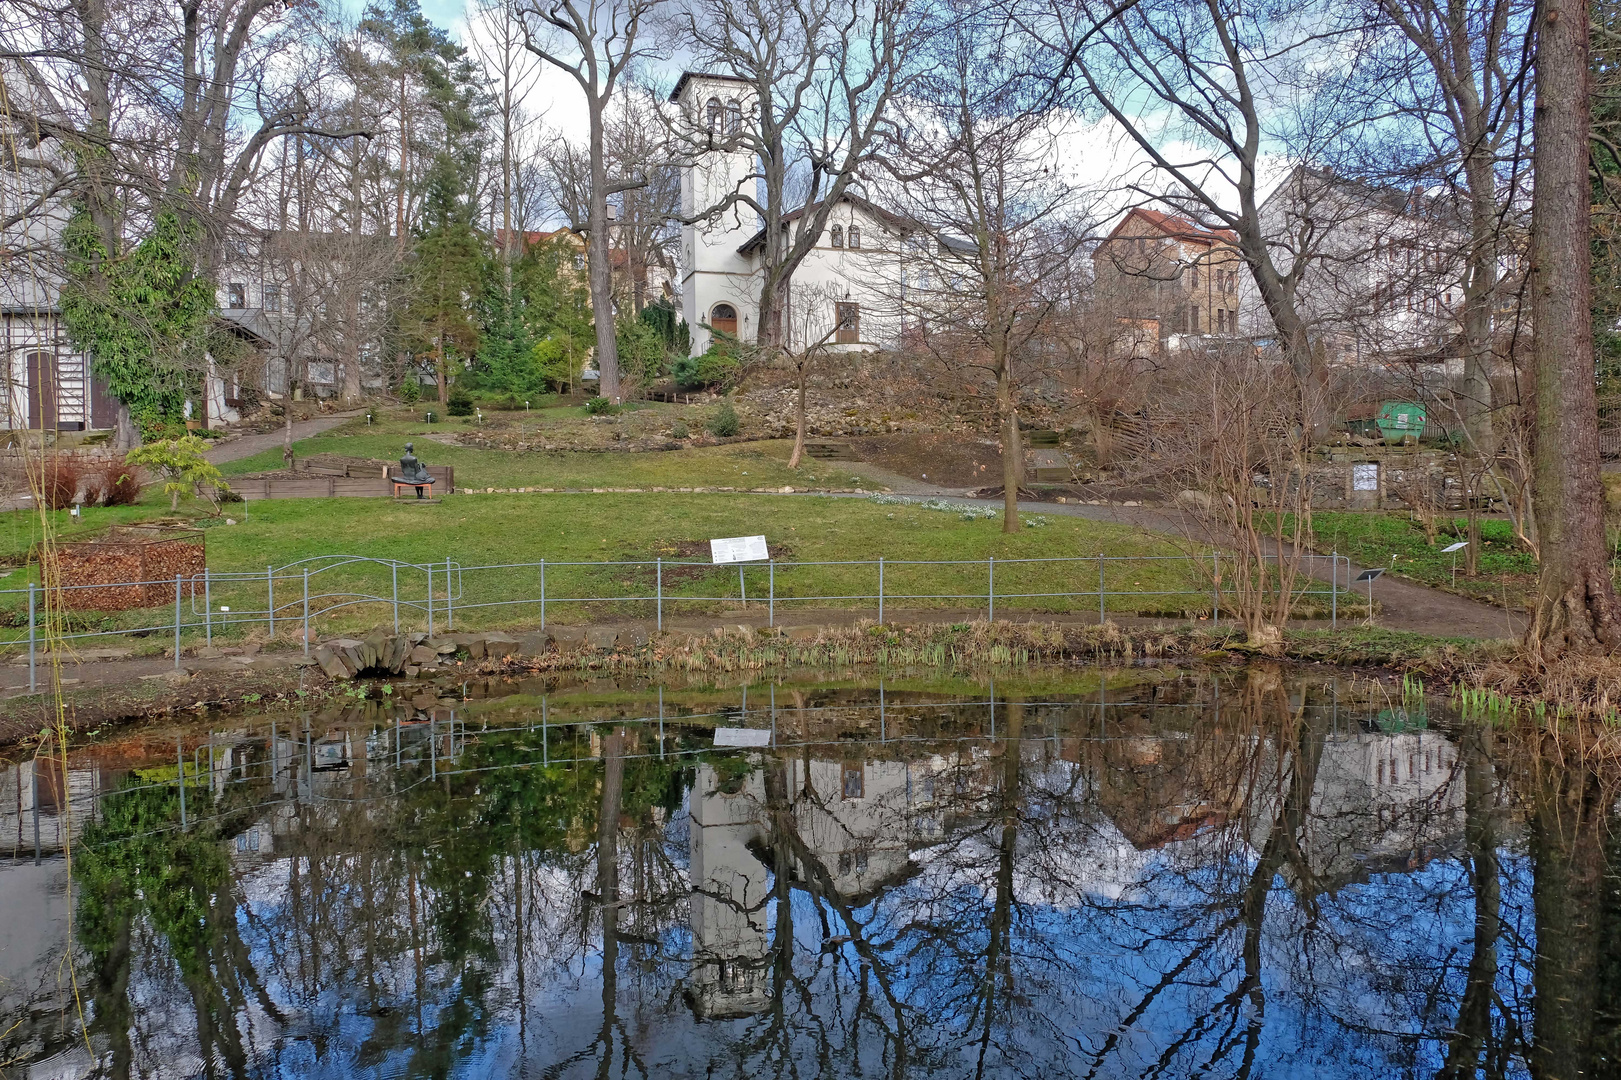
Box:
[263,285,281,313]
[726,101,741,134]
[835,302,860,343]
[1229,308,1238,331]
[706,97,721,132]
[1190,263,1199,287]
[830,225,844,248]
[710,303,738,335]
[848,226,861,250]
[1188,305,1199,333]
[227,283,245,309]
[842,763,864,799]
[1216,308,1226,333]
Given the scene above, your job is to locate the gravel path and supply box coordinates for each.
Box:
[205,411,362,464]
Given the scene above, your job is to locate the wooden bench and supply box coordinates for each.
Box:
[392,478,434,499]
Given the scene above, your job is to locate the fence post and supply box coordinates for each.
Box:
[988,557,995,622]
[27,582,36,694]
[391,562,399,633]
[739,564,747,608]
[302,569,310,656]
[178,739,187,832]
[445,558,454,630]
[539,559,546,629]
[656,558,663,632]
[173,574,182,669]
[426,563,434,639]
[878,557,885,625]
[1331,550,1338,630]
[1098,554,1106,625]
[769,561,775,627]
[204,568,212,645]
[267,565,275,640]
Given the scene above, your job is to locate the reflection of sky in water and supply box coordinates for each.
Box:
[1,690,1579,1080]
[210,828,1536,1079]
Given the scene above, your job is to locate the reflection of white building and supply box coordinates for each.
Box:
[686,752,957,1018]
[687,763,772,1018]
[1305,730,1466,881]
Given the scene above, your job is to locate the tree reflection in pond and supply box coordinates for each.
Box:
[2,669,1617,1079]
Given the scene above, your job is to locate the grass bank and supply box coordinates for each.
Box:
[216,414,874,491]
[0,620,1482,750]
[0,492,1272,646]
[1304,511,1538,609]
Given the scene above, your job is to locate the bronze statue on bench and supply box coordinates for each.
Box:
[392,443,434,499]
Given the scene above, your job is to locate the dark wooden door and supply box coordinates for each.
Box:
[26,350,56,429]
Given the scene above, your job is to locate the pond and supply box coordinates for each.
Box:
[2,667,1617,1079]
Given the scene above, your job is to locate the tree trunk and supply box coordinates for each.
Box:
[788,361,808,468]
[587,105,621,403]
[1527,0,1621,655]
[283,408,294,470]
[113,400,139,450]
[435,338,448,406]
[998,359,1021,533]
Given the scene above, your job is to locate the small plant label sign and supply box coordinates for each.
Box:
[714,727,773,747]
[710,535,769,564]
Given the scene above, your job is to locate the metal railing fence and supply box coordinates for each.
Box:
[1,551,1354,691]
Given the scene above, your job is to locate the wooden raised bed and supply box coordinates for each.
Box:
[231,464,454,500]
[44,525,205,610]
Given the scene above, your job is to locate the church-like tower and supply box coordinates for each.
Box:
[671,72,761,356]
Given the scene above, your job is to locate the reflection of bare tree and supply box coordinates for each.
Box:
[1438,727,1507,1079]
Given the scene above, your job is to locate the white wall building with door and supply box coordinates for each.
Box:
[673,72,918,357]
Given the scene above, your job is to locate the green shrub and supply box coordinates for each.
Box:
[707,402,740,437]
[447,388,475,416]
[125,434,229,512]
[398,379,422,404]
[584,396,619,416]
[673,344,741,389]
[616,316,669,383]
[670,419,690,439]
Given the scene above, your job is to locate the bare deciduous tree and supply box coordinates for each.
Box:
[518,0,669,402]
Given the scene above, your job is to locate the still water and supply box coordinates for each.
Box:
[2,667,1618,1079]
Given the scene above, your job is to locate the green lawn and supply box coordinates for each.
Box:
[217,418,873,491]
[0,493,1248,645]
[1305,511,1541,608]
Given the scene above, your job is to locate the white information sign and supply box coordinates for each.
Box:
[711,535,770,564]
[1352,463,1379,492]
[713,727,773,748]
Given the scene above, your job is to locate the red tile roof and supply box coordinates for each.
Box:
[1105,207,1238,247]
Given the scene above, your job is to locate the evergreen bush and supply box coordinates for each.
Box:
[707,402,740,437]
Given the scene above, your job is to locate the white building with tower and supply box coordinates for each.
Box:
[671,72,921,358]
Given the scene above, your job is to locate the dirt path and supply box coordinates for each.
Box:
[206,411,362,465]
[1003,498,1524,640]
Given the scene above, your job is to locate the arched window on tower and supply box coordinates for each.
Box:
[830,225,844,248]
[726,101,741,134]
[847,226,861,250]
[706,98,722,133]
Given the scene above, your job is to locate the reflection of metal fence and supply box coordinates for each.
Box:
[1,551,1354,691]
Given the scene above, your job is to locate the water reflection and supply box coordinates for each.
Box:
[2,669,1618,1079]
